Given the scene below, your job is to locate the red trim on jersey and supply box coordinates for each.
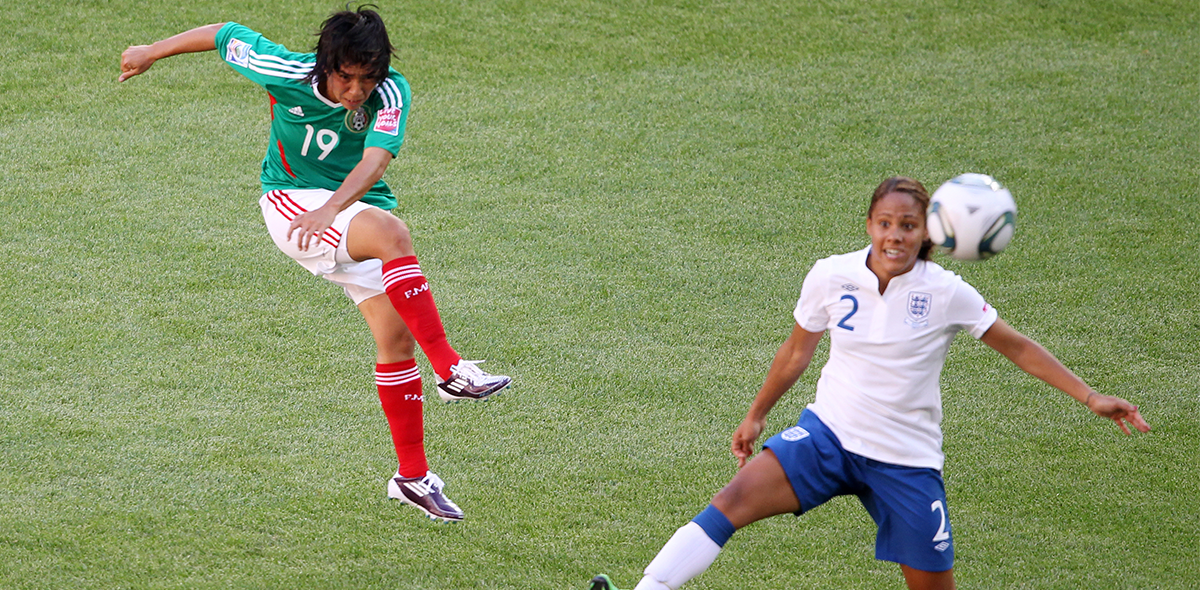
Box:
[267,94,295,177]
[277,140,296,178]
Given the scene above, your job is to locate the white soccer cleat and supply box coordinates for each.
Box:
[436,360,511,403]
[387,471,464,523]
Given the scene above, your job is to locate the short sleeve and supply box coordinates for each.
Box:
[793,260,831,332]
[364,73,410,155]
[946,279,999,339]
[215,23,311,90]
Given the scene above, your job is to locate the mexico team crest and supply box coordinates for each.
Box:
[344,107,371,133]
[906,291,932,328]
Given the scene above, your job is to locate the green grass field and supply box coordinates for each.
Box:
[2,1,1197,588]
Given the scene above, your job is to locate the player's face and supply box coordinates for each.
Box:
[866,191,928,281]
[324,64,380,111]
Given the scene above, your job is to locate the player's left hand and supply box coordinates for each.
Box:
[1086,393,1151,435]
[287,207,338,252]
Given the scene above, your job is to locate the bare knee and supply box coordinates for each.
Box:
[372,215,413,260]
[359,294,418,363]
[709,450,800,528]
[347,209,415,261]
[385,217,414,256]
[711,478,752,513]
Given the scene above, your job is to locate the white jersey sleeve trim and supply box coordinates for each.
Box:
[247,51,312,79]
[376,79,403,109]
[249,51,313,70]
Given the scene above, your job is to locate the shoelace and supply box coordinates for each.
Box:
[453,360,489,384]
[423,472,446,493]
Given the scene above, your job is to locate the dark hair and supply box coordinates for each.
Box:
[869,176,934,261]
[304,5,394,86]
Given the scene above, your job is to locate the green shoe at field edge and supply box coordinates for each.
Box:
[589,574,622,590]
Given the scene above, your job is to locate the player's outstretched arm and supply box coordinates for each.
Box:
[119,23,225,82]
[980,318,1151,435]
[732,324,824,468]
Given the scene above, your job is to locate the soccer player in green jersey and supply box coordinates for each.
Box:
[119,7,510,523]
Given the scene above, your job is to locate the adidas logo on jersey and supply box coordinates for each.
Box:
[288,106,304,117]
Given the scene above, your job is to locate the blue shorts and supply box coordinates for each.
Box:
[763,409,954,572]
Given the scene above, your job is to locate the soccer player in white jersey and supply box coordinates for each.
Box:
[118,7,510,523]
[591,177,1150,590]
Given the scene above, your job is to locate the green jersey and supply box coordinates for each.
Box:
[216,22,410,210]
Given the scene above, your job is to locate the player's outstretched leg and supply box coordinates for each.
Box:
[380,257,511,402]
[349,210,513,401]
[387,471,464,523]
[603,505,733,590]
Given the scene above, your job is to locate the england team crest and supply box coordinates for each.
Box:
[780,426,810,442]
[905,291,932,328]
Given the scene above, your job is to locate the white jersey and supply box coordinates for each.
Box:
[795,247,998,470]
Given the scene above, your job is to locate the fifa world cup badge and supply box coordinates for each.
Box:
[225,38,251,67]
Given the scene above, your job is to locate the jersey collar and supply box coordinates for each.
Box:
[311,80,342,109]
[861,246,925,295]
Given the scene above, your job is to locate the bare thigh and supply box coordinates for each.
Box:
[711,449,802,529]
[901,564,956,590]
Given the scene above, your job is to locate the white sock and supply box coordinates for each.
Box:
[635,522,722,590]
[633,578,671,590]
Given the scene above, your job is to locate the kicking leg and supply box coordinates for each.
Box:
[597,449,800,590]
[347,208,509,401]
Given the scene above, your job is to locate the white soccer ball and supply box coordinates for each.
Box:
[927,173,1017,261]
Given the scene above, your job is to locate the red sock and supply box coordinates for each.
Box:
[381,256,462,380]
[376,360,428,479]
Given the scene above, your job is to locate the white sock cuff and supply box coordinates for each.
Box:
[641,522,722,589]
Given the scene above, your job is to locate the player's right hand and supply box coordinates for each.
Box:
[731,417,765,469]
[287,206,338,252]
[119,45,157,82]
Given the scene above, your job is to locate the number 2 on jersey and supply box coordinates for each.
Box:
[837,294,858,331]
[301,124,339,161]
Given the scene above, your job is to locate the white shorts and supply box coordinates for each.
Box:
[259,189,386,305]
